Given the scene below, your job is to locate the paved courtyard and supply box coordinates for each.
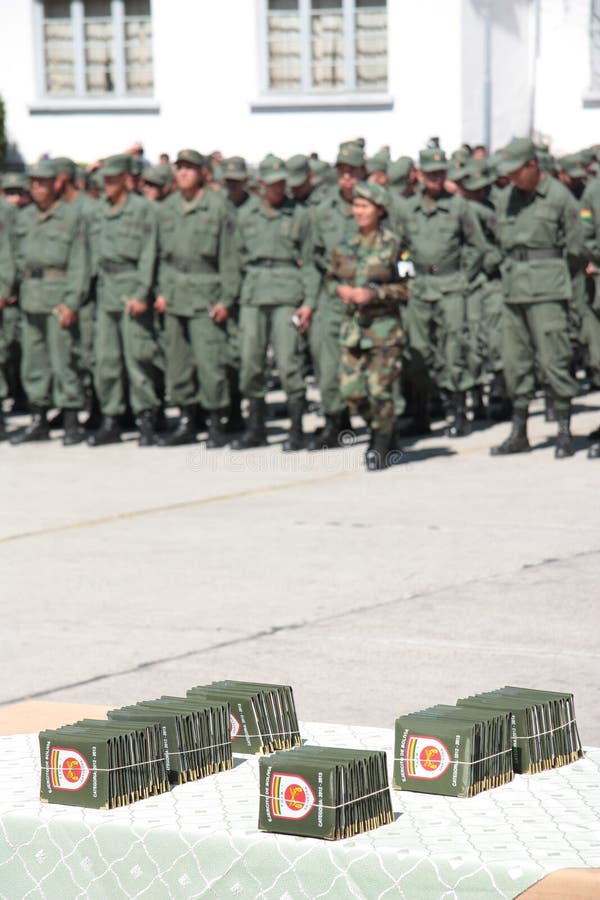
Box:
[1,390,599,745]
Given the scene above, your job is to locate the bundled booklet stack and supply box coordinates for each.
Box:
[456,686,584,774]
[39,719,169,809]
[187,680,301,754]
[393,704,514,798]
[107,696,233,785]
[259,746,394,840]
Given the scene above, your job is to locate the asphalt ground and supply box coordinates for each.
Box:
[1,389,599,745]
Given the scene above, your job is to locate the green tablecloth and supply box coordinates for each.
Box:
[1,723,599,898]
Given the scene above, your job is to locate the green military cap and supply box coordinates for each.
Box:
[102,153,132,176]
[87,168,104,190]
[53,156,77,179]
[578,147,594,166]
[463,157,497,191]
[387,156,414,186]
[27,159,57,178]
[336,141,365,167]
[309,157,335,187]
[366,149,390,175]
[451,146,471,164]
[129,156,143,176]
[496,137,536,175]
[447,161,468,183]
[258,153,287,184]
[222,156,248,181]
[142,164,172,188]
[353,180,389,210]
[1,171,30,191]
[176,148,205,168]
[557,153,586,178]
[418,147,448,172]
[286,154,311,187]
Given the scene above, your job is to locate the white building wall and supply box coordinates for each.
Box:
[1,0,466,166]
[534,0,600,153]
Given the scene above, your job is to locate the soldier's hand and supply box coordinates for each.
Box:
[337,285,355,304]
[127,298,147,317]
[7,295,17,305]
[351,288,373,305]
[209,303,229,324]
[294,305,313,333]
[154,295,168,314]
[586,262,597,276]
[55,304,77,328]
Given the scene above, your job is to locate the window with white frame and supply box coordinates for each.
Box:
[265,0,387,93]
[39,0,153,98]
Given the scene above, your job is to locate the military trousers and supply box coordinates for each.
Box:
[94,307,158,416]
[501,300,578,414]
[583,276,600,387]
[480,281,504,375]
[165,311,229,411]
[21,311,84,409]
[239,304,305,402]
[406,292,472,394]
[340,342,402,435]
[313,304,346,415]
[77,300,96,380]
[0,308,7,400]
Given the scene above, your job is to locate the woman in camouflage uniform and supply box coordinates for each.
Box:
[326,182,409,470]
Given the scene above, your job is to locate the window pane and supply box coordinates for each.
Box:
[84,0,114,93]
[311,11,344,88]
[355,4,387,89]
[356,0,386,7]
[311,0,342,9]
[124,0,154,95]
[269,0,298,10]
[267,8,301,90]
[43,1,74,95]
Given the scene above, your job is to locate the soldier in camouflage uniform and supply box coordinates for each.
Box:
[10,159,89,446]
[491,138,584,458]
[231,154,317,452]
[87,154,159,447]
[327,182,408,470]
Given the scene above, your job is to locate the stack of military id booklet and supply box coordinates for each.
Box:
[259,746,394,840]
[39,719,169,809]
[456,686,583,774]
[393,704,514,798]
[107,696,233,785]
[187,680,301,755]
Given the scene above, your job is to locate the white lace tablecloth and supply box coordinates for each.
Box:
[1,722,599,899]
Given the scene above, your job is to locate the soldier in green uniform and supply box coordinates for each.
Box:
[491,138,584,458]
[1,172,30,414]
[366,149,390,187]
[394,147,489,437]
[87,154,159,447]
[10,159,88,446]
[140,165,173,202]
[308,142,366,450]
[222,155,259,433]
[578,177,600,458]
[327,182,408,470]
[155,148,238,448]
[231,154,317,451]
[0,187,16,439]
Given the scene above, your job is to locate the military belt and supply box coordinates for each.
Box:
[249,258,298,269]
[99,259,138,274]
[414,263,460,276]
[509,247,563,262]
[166,257,217,274]
[25,266,67,280]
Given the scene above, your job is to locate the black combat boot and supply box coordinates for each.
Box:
[445,392,471,437]
[589,433,600,458]
[554,409,575,459]
[544,393,556,423]
[365,431,394,471]
[308,412,344,451]
[10,407,51,445]
[225,388,245,434]
[157,405,197,446]
[230,398,267,449]
[205,411,228,449]
[137,409,157,447]
[47,409,64,430]
[62,409,86,446]
[282,399,305,452]
[87,415,121,446]
[490,409,530,455]
[487,372,513,421]
[470,385,487,421]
